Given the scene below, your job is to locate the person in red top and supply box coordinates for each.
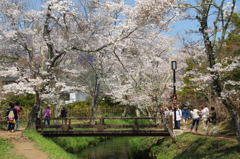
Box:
[43,106,51,125]
[14,101,21,131]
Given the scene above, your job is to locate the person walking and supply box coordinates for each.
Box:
[43,106,51,125]
[182,106,190,130]
[14,101,21,131]
[6,102,17,132]
[209,107,217,134]
[200,105,209,135]
[189,107,200,133]
[60,107,68,124]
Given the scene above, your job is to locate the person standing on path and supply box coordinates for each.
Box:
[60,107,68,124]
[200,105,209,135]
[14,101,21,131]
[209,107,217,134]
[172,105,182,129]
[6,102,17,132]
[43,106,51,125]
[182,106,190,130]
[189,107,200,133]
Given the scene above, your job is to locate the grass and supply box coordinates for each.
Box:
[50,136,106,153]
[128,118,239,159]
[0,138,26,159]
[23,129,78,159]
[153,133,240,159]
[129,133,240,159]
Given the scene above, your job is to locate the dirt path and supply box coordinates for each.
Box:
[193,132,237,142]
[0,128,49,159]
[181,128,237,142]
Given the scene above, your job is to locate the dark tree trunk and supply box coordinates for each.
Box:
[90,78,101,125]
[27,91,41,129]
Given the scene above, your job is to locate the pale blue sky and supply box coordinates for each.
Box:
[169,0,240,41]
[124,0,240,41]
[28,0,240,41]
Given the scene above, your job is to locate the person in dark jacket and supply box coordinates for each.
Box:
[209,107,217,134]
[6,102,17,132]
[182,106,190,130]
[60,107,68,124]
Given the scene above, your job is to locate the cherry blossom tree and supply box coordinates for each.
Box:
[178,0,240,148]
[0,0,185,129]
[0,0,137,128]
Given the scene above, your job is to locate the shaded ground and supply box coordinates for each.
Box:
[181,120,237,143]
[191,131,237,142]
[0,128,49,159]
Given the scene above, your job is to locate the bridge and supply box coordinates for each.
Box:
[36,116,173,137]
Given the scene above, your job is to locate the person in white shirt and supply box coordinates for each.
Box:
[189,107,200,133]
[200,105,209,135]
[171,105,182,129]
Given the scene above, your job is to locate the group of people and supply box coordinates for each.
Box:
[5,101,21,132]
[5,102,68,132]
[161,105,217,135]
[43,107,68,125]
[189,105,217,135]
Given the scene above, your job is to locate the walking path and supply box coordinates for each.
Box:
[0,128,49,159]
[178,128,237,142]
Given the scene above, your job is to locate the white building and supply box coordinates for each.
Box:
[65,92,89,103]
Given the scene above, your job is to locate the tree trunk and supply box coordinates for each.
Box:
[137,107,155,124]
[233,111,240,150]
[54,98,64,125]
[221,97,240,150]
[121,106,128,117]
[89,80,101,125]
[135,108,140,117]
[27,91,41,129]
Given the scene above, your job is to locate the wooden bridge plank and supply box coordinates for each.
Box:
[36,116,172,136]
[38,129,170,137]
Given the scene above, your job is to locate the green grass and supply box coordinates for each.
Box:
[23,129,78,159]
[129,132,240,159]
[0,138,26,159]
[50,136,106,153]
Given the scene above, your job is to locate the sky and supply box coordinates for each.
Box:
[169,0,240,41]
[124,0,240,42]
[26,0,240,41]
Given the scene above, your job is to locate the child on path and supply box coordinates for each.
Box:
[6,102,17,132]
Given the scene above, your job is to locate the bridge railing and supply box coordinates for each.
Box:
[36,116,173,136]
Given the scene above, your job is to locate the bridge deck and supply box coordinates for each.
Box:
[36,116,173,137]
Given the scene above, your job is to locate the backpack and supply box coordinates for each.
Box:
[8,110,15,121]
